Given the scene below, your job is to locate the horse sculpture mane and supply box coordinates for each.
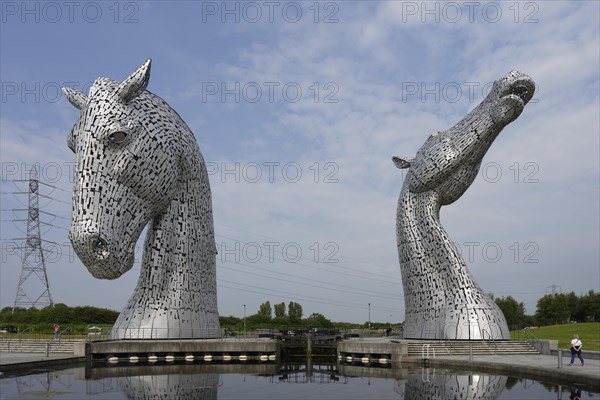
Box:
[393,70,535,340]
[63,59,220,339]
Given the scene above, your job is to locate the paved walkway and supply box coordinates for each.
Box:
[410,354,600,390]
[0,352,84,372]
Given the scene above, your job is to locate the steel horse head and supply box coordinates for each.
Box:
[393,71,535,340]
[64,59,220,338]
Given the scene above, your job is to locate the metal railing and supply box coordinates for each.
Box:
[61,326,73,340]
[86,325,113,340]
[421,367,435,382]
[84,326,281,341]
[84,326,370,342]
[112,326,222,340]
[1,326,80,341]
[421,343,436,359]
[521,327,540,343]
[481,328,497,355]
[442,336,452,355]
[16,327,34,344]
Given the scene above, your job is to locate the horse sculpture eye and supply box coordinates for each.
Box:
[109,131,128,144]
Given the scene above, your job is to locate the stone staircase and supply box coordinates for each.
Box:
[406,340,539,357]
[0,339,78,354]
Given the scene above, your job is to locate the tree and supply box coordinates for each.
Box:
[0,304,120,329]
[495,296,526,328]
[585,290,600,321]
[573,290,600,322]
[219,315,241,329]
[257,301,272,320]
[535,294,571,325]
[274,302,286,318]
[288,301,303,324]
[305,313,333,328]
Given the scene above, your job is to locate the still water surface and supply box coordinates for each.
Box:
[0,362,597,399]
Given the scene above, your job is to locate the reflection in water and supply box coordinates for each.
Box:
[86,363,278,399]
[400,368,507,400]
[8,370,74,397]
[1,363,595,399]
[109,363,507,399]
[118,373,218,400]
[570,388,583,400]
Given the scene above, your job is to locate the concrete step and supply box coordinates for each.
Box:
[406,340,539,356]
[0,339,77,354]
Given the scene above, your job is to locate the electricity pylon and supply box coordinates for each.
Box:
[12,168,54,312]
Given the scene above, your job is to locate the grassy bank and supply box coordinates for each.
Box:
[512,322,600,351]
[0,323,111,340]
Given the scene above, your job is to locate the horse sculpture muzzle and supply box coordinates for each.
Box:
[69,228,135,280]
[68,165,155,280]
[489,71,535,125]
[401,70,535,204]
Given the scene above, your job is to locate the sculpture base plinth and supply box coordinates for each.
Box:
[403,308,510,340]
[111,326,221,340]
[111,305,221,340]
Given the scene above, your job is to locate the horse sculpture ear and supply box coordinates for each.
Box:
[393,156,413,169]
[115,58,152,104]
[62,87,88,110]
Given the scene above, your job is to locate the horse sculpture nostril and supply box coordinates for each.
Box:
[511,85,529,101]
[92,237,110,259]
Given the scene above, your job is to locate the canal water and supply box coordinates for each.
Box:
[0,362,597,399]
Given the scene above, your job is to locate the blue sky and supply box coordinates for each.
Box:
[1,1,598,323]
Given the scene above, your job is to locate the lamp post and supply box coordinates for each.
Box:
[243,304,246,335]
[368,303,371,330]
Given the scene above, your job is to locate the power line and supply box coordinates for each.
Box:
[125,262,402,312]
[217,232,401,280]
[3,209,70,220]
[219,284,361,312]
[9,192,70,205]
[216,233,402,285]
[218,259,402,297]
[11,179,70,192]
[3,204,403,288]
[218,264,402,300]
[217,222,401,281]
[218,278,398,313]
[2,188,405,312]
[1,219,69,230]
[218,284,399,313]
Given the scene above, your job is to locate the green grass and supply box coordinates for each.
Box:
[511,322,600,351]
[0,332,90,340]
[0,323,112,340]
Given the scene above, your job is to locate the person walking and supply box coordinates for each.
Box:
[568,334,584,366]
[53,324,60,340]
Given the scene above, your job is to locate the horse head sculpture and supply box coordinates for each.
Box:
[393,71,535,339]
[64,59,220,338]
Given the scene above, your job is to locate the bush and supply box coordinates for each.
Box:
[0,304,119,328]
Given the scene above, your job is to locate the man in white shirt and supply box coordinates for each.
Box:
[569,334,584,366]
